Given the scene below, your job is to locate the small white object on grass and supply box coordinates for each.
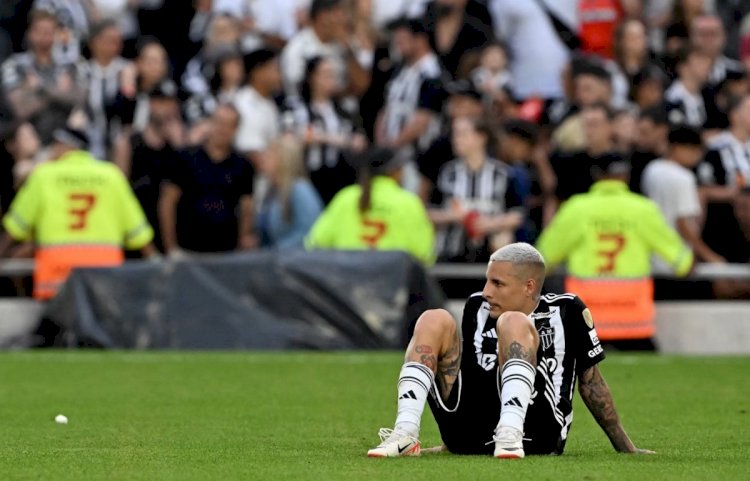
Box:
[54,414,68,425]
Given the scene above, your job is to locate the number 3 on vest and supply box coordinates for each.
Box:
[68,193,97,230]
[361,219,387,248]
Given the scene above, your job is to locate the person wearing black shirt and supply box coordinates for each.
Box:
[159,104,255,254]
[551,103,621,204]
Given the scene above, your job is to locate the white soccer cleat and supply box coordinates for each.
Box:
[367,428,421,457]
[493,425,525,459]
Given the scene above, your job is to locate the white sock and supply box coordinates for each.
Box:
[394,361,434,437]
[498,358,536,432]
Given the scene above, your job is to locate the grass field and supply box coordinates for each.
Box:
[0,352,749,481]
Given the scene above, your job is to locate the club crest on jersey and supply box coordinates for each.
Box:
[539,326,555,351]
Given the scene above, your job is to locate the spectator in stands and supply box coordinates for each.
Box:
[0,125,156,300]
[690,14,745,90]
[112,37,173,133]
[490,0,576,101]
[551,103,622,205]
[630,106,670,193]
[642,125,724,265]
[159,104,256,255]
[713,187,750,299]
[470,42,512,112]
[250,0,300,48]
[537,159,694,346]
[632,64,669,111]
[182,13,242,97]
[610,19,665,106]
[417,80,484,203]
[423,0,492,79]
[550,61,613,152]
[289,56,365,205]
[280,0,370,97]
[429,116,523,262]
[499,119,554,243]
[699,94,750,258]
[376,18,443,192]
[234,48,282,162]
[184,46,244,132]
[255,136,323,249]
[81,20,133,159]
[1,9,83,137]
[114,84,185,253]
[613,107,639,155]
[306,146,435,266]
[0,121,42,216]
[90,0,165,57]
[664,46,713,128]
[33,0,91,41]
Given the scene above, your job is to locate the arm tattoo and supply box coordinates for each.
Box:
[502,340,536,365]
[578,366,636,453]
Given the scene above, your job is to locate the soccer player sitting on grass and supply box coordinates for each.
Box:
[368,243,654,458]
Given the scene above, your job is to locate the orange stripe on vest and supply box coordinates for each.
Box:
[34,245,124,300]
[565,277,655,341]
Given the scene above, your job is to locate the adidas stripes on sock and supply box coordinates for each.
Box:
[394,361,434,438]
[497,358,536,432]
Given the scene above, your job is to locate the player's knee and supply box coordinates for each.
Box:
[414,309,456,338]
[496,311,536,340]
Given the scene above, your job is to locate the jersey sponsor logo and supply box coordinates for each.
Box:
[478,353,497,371]
[582,308,594,328]
[588,344,604,358]
[531,311,553,319]
[539,325,555,351]
[589,329,600,346]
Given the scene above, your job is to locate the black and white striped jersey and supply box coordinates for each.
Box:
[699,131,750,188]
[427,291,605,455]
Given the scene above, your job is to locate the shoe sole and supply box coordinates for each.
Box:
[367,445,421,458]
[495,453,524,459]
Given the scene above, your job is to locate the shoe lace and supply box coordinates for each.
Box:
[490,426,523,445]
[377,427,416,446]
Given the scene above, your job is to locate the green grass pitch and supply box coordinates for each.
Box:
[1,352,749,480]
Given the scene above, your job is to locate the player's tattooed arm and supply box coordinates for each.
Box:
[578,365,654,454]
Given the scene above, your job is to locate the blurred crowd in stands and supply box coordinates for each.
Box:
[1,0,750,275]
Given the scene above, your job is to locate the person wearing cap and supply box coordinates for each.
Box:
[536,156,694,345]
[0,126,156,300]
[642,125,724,266]
[305,147,435,266]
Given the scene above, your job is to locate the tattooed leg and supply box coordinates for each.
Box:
[495,312,539,435]
[405,308,461,402]
[387,309,460,438]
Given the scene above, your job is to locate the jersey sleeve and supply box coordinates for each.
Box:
[565,296,605,375]
[2,171,42,242]
[638,202,693,276]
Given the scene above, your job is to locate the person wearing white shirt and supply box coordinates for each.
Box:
[280,0,370,97]
[233,48,282,160]
[642,125,724,264]
[489,0,577,100]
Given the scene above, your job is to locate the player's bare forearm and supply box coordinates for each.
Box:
[578,365,648,454]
